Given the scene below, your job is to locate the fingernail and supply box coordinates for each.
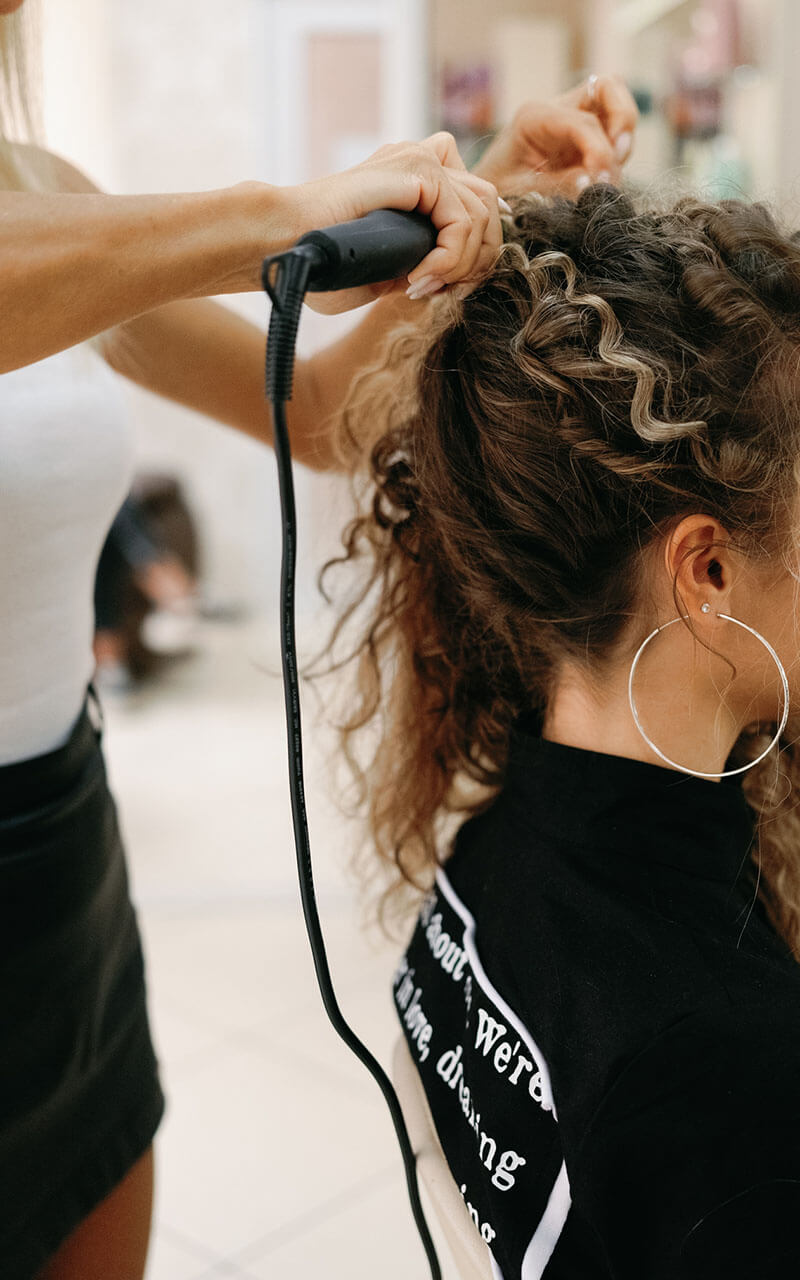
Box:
[615,130,632,162]
[498,197,513,214]
[575,173,591,193]
[597,170,612,185]
[406,276,445,301]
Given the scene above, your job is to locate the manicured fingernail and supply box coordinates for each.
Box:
[615,130,632,162]
[498,197,513,214]
[575,173,591,193]
[597,170,612,185]
[406,276,444,300]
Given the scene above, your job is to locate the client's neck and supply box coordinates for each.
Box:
[542,657,740,781]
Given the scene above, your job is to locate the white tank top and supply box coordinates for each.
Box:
[0,344,136,764]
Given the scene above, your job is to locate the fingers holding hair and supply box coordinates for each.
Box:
[568,73,639,162]
[529,103,621,186]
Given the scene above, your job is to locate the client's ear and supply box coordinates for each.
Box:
[664,514,734,618]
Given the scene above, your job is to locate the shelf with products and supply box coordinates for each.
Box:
[428,0,780,202]
[617,0,777,199]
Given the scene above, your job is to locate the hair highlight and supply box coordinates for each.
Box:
[322,187,800,957]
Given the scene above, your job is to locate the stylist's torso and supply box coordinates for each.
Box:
[0,344,134,762]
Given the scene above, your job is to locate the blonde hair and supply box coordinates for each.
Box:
[0,2,52,190]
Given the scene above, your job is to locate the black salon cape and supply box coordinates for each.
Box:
[394,723,800,1279]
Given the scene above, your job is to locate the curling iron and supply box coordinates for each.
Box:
[262,210,440,1278]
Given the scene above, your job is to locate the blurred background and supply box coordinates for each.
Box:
[40,0,800,639]
[30,1,800,1277]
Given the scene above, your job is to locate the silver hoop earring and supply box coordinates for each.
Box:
[627,611,790,780]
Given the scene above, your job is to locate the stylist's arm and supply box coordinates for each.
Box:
[0,132,500,375]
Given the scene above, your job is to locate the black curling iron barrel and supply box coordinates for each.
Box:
[265,208,438,306]
[262,208,443,1280]
[295,208,438,292]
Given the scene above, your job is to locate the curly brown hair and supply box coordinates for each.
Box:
[322,185,800,952]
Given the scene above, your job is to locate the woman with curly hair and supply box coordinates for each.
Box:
[327,185,800,1279]
[0,0,638,1270]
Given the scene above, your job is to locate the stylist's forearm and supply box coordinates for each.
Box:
[0,183,296,373]
[292,291,425,470]
[102,289,421,472]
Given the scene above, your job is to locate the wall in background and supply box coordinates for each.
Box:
[37,0,800,621]
[41,0,426,619]
[41,0,116,187]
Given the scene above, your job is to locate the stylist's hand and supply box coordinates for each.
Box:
[292,132,503,314]
[473,74,639,199]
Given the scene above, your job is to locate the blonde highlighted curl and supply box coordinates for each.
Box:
[322,186,800,954]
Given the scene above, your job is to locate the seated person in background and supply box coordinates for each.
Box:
[94,484,198,692]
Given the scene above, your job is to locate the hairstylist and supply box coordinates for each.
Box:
[0,2,637,1275]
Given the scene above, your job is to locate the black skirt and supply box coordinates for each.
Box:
[0,692,165,1279]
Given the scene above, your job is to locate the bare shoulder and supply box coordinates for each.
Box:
[9,141,102,193]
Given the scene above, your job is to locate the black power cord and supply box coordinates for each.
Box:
[262,212,441,1280]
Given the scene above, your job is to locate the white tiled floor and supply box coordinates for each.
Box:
[99,619,454,1280]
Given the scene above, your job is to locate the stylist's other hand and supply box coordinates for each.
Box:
[473,74,639,199]
[294,132,503,314]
